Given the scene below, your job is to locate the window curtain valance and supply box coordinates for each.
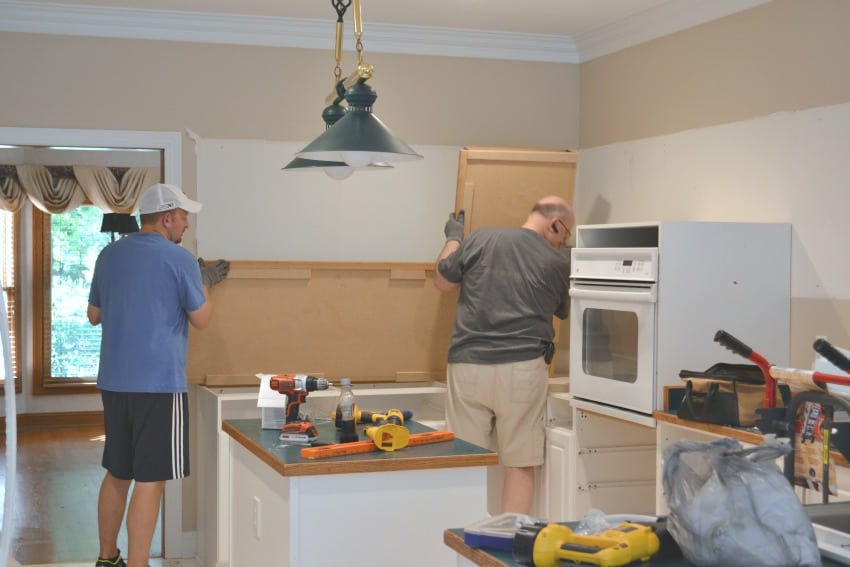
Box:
[0,164,159,214]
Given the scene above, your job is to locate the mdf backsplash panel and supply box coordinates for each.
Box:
[187,262,457,385]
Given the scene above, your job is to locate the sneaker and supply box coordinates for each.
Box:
[95,549,127,567]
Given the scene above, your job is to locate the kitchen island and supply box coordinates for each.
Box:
[223,418,498,567]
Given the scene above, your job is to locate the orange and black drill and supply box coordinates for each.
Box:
[268,374,329,442]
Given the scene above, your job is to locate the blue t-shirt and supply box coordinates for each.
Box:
[438,227,570,364]
[88,232,206,393]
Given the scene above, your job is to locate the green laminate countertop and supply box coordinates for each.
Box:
[223,418,499,477]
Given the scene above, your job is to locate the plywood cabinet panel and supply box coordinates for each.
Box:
[455,147,578,233]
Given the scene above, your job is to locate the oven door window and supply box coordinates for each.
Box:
[581,307,639,383]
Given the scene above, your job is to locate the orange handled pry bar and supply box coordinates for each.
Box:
[300,430,454,460]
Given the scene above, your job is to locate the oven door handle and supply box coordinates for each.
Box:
[569,286,657,303]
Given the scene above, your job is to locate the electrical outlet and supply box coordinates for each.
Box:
[253,496,262,540]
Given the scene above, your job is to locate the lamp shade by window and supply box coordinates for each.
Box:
[100,213,139,235]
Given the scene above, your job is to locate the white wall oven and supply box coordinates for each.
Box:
[569,221,791,423]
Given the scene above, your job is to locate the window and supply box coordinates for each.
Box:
[0,209,21,393]
[33,206,112,394]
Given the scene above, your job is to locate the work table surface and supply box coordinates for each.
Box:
[444,527,846,567]
[222,418,498,476]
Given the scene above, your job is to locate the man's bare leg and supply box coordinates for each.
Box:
[502,465,535,514]
[98,471,131,560]
[124,480,165,567]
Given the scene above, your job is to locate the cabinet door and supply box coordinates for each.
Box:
[538,426,576,521]
[454,147,578,234]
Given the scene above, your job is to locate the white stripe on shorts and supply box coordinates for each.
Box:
[172,393,185,479]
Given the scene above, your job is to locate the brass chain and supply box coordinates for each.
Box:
[331,0,352,82]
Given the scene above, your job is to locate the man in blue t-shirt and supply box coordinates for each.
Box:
[88,183,230,567]
[434,195,573,514]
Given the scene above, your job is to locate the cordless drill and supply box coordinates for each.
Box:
[331,407,414,426]
[268,374,329,442]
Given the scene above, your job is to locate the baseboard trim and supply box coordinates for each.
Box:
[0,410,104,433]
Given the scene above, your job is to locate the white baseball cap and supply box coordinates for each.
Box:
[137,183,203,215]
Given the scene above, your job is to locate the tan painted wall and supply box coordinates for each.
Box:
[0,32,579,150]
[580,0,850,149]
[578,0,850,365]
[1,31,579,254]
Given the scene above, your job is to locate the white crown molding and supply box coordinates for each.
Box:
[0,0,771,64]
[574,0,772,62]
[0,0,579,63]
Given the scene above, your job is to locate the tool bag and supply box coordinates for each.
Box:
[677,363,775,427]
[662,437,821,567]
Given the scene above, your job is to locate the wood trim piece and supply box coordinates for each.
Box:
[461,147,578,164]
[389,269,426,281]
[0,410,104,433]
[230,260,434,272]
[232,268,311,280]
[31,208,49,395]
[395,371,438,382]
[228,261,436,280]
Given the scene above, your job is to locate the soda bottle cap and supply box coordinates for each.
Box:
[340,377,351,386]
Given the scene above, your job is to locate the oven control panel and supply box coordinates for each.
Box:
[570,247,658,282]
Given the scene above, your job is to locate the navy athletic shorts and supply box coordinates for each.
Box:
[101,391,190,482]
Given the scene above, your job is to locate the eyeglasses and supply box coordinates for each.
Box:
[556,218,571,238]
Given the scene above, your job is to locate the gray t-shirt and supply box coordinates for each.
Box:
[438,227,570,364]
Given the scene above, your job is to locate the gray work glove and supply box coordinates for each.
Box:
[444,209,465,243]
[198,258,231,288]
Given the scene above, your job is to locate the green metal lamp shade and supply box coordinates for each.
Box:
[296,82,423,167]
[282,156,356,179]
[283,103,356,178]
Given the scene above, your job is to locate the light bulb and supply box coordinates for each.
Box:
[324,166,354,180]
[340,151,374,168]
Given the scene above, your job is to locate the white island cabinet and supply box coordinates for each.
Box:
[196,381,448,567]
[224,418,496,567]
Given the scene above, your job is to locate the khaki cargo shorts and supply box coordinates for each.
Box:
[445,357,548,467]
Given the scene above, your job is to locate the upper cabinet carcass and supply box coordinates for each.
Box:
[454,147,578,234]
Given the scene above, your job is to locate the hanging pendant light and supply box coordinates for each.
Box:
[283,100,393,179]
[296,81,422,167]
[293,0,422,171]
